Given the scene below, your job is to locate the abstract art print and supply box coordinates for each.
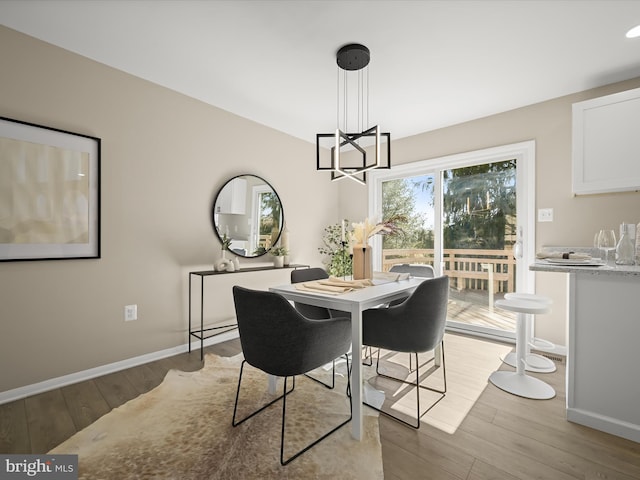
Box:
[0,117,100,261]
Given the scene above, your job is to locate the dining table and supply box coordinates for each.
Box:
[270,276,426,440]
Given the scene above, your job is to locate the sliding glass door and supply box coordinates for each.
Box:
[369,142,535,340]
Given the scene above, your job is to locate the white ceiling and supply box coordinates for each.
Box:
[2,0,640,143]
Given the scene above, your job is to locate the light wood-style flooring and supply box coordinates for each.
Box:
[448,290,515,332]
[1,334,639,479]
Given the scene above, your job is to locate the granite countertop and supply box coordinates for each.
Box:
[531,246,640,277]
[530,261,640,277]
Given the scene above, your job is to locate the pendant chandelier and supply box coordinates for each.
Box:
[316,43,391,185]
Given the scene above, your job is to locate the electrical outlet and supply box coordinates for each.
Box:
[124,304,138,321]
[538,208,554,222]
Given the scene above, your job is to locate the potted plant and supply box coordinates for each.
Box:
[270,246,288,268]
[318,221,352,277]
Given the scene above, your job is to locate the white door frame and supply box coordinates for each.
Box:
[369,141,536,337]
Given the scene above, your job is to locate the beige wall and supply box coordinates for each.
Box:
[0,26,340,393]
[340,77,640,347]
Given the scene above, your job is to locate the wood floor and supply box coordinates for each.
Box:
[448,290,515,332]
[1,334,639,479]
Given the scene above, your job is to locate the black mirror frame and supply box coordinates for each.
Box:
[211,174,284,258]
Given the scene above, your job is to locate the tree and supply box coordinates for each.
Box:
[381,178,429,249]
[442,160,516,249]
[259,192,282,235]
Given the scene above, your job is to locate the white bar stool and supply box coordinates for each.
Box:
[489,298,555,399]
[501,293,556,373]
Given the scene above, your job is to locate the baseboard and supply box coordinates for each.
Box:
[0,329,239,406]
[567,407,640,443]
[445,326,567,358]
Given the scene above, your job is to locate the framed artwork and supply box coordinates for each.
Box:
[0,116,101,261]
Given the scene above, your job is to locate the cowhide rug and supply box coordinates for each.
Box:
[49,354,383,479]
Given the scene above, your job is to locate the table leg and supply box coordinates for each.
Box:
[434,344,442,367]
[267,375,277,395]
[188,273,192,353]
[351,304,363,440]
[200,275,204,361]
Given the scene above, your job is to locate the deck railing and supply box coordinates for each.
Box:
[382,247,515,293]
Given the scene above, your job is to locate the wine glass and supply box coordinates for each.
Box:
[597,229,617,266]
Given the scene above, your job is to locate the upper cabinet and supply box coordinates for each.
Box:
[215,177,247,214]
[572,87,640,195]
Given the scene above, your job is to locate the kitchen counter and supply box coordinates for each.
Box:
[529,260,640,443]
[531,261,640,277]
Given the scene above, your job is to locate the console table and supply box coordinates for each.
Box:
[188,264,309,360]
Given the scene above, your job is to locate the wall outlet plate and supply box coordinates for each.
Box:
[538,208,554,222]
[124,304,138,321]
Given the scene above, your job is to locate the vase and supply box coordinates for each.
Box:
[352,244,372,280]
[273,255,284,268]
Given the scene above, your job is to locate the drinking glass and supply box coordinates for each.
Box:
[597,229,617,266]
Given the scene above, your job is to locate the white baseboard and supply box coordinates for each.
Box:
[567,407,640,443]
[445,326,567,357]
[0,329,239,406]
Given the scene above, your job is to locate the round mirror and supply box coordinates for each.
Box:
[211,174,284,258]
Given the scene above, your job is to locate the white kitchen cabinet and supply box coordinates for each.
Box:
[572,87,640,195]
[215,177,247,214]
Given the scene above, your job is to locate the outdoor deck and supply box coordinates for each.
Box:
[448,289,516,332]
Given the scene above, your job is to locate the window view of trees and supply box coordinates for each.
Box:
[381,161,517,250]
[379,156,521,335]
[259,192,281,236]
[381,175,433,250]
[443,160,516,249]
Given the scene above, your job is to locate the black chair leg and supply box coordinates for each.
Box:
[304,359,336,389]
[280,354,352,465]
[232,360,295,427]
[362,346,376,366]
[364,342,447,429]
[232,358,352,466]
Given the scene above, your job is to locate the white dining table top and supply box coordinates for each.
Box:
[270,276,425,311]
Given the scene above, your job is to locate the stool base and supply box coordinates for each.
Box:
[501,352,556,373]
[489,371,555,400]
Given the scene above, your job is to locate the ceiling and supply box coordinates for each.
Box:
[2,0,640,143]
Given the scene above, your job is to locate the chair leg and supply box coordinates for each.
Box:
[232,360,295,427]
[362,346,374,366]
[365,342,447,429]
[304,359,336,389]
[280,354,352,465]
[232,358,352,465]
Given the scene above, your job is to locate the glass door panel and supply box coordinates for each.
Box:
[381,174,435,269]
[442,160,517,336]
[375,142,536,342]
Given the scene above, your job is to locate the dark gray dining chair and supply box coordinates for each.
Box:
[231,286,352,465]
[290,267,350,388]
[362,263,437,367]
[290,267,333,319]
[390,263,435,278]
[386,263,435,307]
[362,275,449,429]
